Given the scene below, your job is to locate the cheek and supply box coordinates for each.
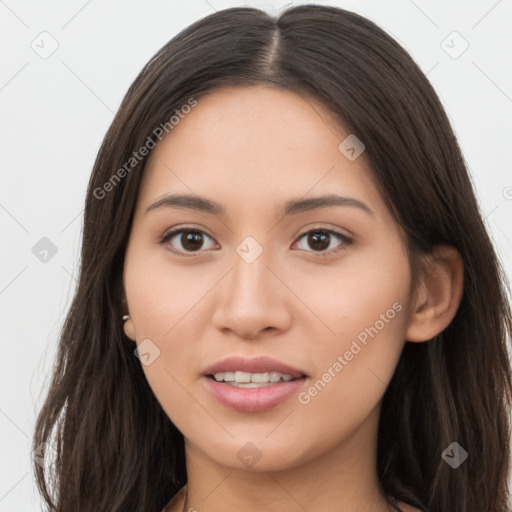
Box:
[288,239,410,410]
[291,302,407,455]
[123,246,219,420]
[124,243,215,339]
[289,235,411,345]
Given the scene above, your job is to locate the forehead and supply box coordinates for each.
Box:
[137,85,383,218]
[160,85,346,160]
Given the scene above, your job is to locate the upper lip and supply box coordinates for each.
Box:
[202,356,307,379]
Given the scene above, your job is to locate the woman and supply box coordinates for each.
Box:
[32,5,512,512]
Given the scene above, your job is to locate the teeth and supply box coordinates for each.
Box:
[269,371,281,382]
[235,371,251,383]
[250,372,269,383]
[213,371,297,385]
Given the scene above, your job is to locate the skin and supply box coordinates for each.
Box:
[122,85,463,512]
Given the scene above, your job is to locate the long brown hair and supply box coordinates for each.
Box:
[32,5,512,511]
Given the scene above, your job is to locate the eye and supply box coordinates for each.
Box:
[158,226,353,256]
[158,228,218,255]
[293,228,353,255]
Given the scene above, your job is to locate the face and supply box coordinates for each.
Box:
[123,85,414,472]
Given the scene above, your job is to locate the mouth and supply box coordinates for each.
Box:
[201,356,308,412]
[207,371,304,388]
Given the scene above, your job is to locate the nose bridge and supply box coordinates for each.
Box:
[228,237,273,306]
[212,235,289,337]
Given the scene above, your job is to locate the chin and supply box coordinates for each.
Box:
[197,436,311,472]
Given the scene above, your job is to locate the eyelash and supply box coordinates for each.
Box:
[157,225,354,257]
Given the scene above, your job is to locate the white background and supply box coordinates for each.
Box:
[1,0,511,510]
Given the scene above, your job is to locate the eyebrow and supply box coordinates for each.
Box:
[145,193,374,217]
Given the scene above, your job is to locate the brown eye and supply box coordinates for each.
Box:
[159,229,217,254]
[294,229,353,254]
[180,231,205,251]
[307,232,330,251]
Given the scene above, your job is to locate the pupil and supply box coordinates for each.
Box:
[182,231,203,251]
[309,232,329,251]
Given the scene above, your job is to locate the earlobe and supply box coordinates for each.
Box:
[123,318,136,341]
[122,310,136,341]
[121,296,136,341]
[406,245,464,342]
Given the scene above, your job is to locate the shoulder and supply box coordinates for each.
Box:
[161,484,187,512]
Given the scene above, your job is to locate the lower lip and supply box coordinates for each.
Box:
[203,376,307,412]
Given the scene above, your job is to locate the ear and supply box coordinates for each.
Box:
[121,297,136,341]
[123,317,136,341]
[406,245,464,342]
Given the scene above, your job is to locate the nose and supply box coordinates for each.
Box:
[211,247,292,340]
